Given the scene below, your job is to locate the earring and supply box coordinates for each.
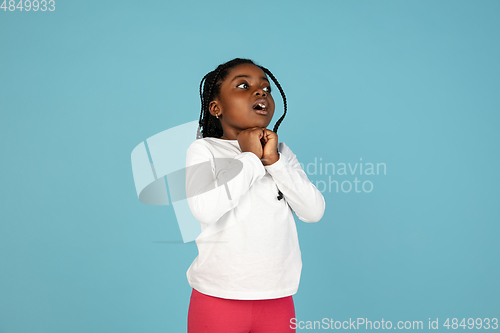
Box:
[216,113,219,119]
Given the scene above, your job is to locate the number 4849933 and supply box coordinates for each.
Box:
[443,318,498,330]
[1,0,55,11]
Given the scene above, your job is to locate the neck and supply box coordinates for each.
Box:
[220,135,237,140]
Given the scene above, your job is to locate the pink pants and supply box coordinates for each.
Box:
[188,288,296,333]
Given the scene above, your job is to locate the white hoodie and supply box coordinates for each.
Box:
[185,137,325,300]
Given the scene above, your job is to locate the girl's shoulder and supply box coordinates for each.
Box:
[186,137,239,159]
[188,137,238,150]
[188,137,295,158]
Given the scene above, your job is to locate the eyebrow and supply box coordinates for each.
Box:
[230,75,269,82]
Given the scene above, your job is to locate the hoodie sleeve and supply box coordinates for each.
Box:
[264,142,325,223]
[185,140,266,225]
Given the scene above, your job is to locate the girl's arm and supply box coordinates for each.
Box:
[185,140,266,225]
[264,142,325,223]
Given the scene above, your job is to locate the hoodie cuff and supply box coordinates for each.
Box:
[263,152,287,173]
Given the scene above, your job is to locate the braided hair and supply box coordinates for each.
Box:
[197,58,287,200]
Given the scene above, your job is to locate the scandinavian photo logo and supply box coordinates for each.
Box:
[300,157,387,193]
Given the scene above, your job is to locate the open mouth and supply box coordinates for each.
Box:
[253,99,268,114]
[254,102,266,111]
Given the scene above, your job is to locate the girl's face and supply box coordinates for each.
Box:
[210,63,275,138]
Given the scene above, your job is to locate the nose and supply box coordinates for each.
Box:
[254,87,267,97]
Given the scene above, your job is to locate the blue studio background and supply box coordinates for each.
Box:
[1,0,499,332]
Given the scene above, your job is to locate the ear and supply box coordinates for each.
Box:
[209,100,221,117]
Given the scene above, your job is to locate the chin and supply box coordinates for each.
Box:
[252,121,271,129]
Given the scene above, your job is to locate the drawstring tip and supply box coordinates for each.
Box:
[277,189,283,200]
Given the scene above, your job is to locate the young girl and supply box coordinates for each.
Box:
[185,58,325,332]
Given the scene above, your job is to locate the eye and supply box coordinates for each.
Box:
[236,82,249,89]
[263,86,272,93]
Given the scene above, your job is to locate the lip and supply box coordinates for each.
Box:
[252,98,268,115]
[254,109,268,115]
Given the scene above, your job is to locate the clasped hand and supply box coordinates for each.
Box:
[237,127,279,166]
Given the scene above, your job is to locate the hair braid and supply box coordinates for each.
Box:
[198,73,209,134]
[207,65,225,137]
[259,66,287,134]
[201,64,227,138]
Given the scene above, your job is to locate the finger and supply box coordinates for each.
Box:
[251,127,262,139]
[263,128,274,137]
[262,130,268,143]
[263,131,274,142]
